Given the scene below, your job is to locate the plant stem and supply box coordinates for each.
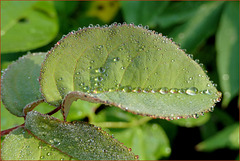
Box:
[93,117,152,128]
[46,105,61,116]
[1,123,25,136]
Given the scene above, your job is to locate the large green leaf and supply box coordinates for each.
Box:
[40,24,222,120]
[25,111,138,160]
[216,2,239,106]
[1,127,73,160]
[1,1,58,53]
[1,53,46,117]
[169,1,224,53]
[196,123,239,152]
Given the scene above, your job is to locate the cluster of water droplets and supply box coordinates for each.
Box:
[26,111,138,160]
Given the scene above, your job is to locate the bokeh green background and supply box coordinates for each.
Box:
[1,1,239,160]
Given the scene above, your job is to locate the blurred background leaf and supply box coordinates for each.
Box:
[93,107,171,160]
[169,1,224,53]
[196,123,239,152]
[1,1,58,53]
[216,1,239,107]
[1,102,24,131]
[121,1,169,28]
[157,2,205,28]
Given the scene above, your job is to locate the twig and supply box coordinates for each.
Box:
[1,123,25,136]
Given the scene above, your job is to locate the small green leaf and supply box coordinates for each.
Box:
[169,1,224,53]
[40,24,221,120]
[196,123,239,152]
[1,102,24,131]
[1,1,58,53]
[1,127,73,160]
[25,111,138,160]
[1,53,46,117]
[170,112,211,128]
[216,2,239,106]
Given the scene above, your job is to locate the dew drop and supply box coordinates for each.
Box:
[193,113,199,119]
[98,67,105,73]
[132,87,142,93]
[203,89,211,95]
[47,152,51,156]
[95,76,103,82]
[40,156,45,159]
[170,88,178,94]
[186,87,198,95]
[222,74,229,80]
[195,59,200,63]
[209,106,214,112]
[144,25,149,29]
[143,88,150,93]
[113,57,120,62]
[134,155,139,159]
[122,86,132,92]
[159,87,168,94]
[178,89,185,94]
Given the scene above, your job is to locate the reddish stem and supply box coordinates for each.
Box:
[1,123,25,136]
[46,105,61,115]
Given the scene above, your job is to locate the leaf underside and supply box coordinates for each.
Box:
[25,111,138,160]
[40,23,222,120]
[1,53,46,117]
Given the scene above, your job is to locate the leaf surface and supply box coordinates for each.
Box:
[40,24,222,120]
[216,2,239,106]
[1,127,73,160]
[1,1,58,53]
[25,111,138,160]
[1,53,46,117]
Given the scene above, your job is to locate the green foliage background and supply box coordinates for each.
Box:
[1,1,239,160]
